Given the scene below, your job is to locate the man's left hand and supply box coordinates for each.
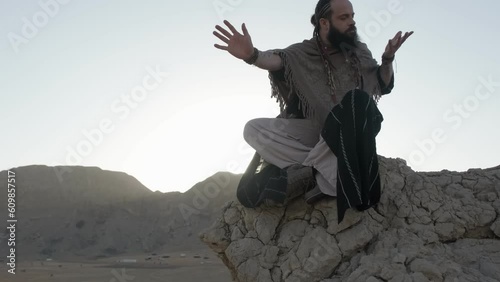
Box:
[383,31,414,58]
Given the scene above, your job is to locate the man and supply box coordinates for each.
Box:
[213,0,412,222]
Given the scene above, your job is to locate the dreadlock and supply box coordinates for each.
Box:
[311,0,332,36]
[309,0,363,105]
[310,0,340,104]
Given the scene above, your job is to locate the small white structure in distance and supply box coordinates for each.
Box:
[117,259,137,263]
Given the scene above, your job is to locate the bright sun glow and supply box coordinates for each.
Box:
[122,95,279,192]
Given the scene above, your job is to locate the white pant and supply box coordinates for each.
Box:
[243,118,337,196]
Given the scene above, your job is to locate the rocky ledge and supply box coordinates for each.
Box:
[200,157,500,282]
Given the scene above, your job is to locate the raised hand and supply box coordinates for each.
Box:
[213,20,255,61]
[383,31,414,58]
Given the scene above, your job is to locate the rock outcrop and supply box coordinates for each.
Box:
[200,157,500,282]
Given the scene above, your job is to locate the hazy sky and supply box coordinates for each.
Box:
[1,0,499,193]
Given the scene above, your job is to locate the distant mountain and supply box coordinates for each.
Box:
[0,166,241,259]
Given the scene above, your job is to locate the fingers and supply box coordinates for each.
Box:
[215,25,232,38]
[401,31,414,44]
[214,44,228,51]
[385,30,414,56]
[386,32,400,51]
[213,30,229,44]
[224,20,240,36]
[394,31,413,49]
[242,23,249,37]
[213,20,250,51]
[391,31,402,42]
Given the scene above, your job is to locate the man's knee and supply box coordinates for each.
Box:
[243,118,262,146]
[244,118,280,151]
[344,89,370,103]
[337,90,371,109]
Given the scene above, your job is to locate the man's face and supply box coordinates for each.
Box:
[326,0,358,48]
[327,20,358,49]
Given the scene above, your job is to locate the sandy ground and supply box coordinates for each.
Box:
[0,251,233,282]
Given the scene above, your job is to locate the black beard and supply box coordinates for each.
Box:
[327,23,359,51]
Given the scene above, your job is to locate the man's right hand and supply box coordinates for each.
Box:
[213,20,255,61]
[213,20,283,71]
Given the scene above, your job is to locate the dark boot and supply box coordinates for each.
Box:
[285,164,316,204]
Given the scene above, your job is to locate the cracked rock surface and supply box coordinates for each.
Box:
[200,157,500,282]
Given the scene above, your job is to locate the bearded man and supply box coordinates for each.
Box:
[213,0,413,222]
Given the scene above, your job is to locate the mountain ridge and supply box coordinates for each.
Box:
[0,165,241,260]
